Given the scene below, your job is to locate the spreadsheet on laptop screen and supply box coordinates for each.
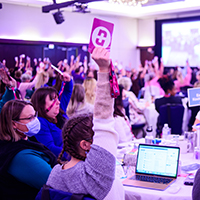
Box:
[136,145,179,178]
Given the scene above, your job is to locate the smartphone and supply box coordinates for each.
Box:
[0,62,11,84]
[184,175,195,186]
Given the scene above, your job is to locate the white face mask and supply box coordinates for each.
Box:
[14,117,41,137]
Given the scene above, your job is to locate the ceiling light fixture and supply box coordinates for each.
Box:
[72,3,90,13]
[110,0,148,6]
[53,10,65,24]
[42,0,103,13]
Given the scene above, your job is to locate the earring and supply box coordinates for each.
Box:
[85,150,89,156]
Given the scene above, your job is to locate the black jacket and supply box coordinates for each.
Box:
[155,96,182,113]
[0,139,57,200]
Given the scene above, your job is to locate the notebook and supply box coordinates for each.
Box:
[122,144,180,190]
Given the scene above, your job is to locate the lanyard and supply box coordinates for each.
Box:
[11,87,17,99]
[45,97,58,113]
[58,82,66,100]
[45,82,66,113]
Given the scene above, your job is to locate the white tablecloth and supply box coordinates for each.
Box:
[121,147,199,200]
[124,178,192,200]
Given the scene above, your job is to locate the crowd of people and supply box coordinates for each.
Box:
[1,47,200,199]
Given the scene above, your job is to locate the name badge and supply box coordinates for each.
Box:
[188,87,200,107]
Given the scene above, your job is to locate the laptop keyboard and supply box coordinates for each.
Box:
[130,175,173,184]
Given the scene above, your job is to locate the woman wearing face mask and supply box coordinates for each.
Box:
[0,100,57,200]
[31,87,70,160]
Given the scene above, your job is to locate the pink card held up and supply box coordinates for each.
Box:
[88,18,114,53]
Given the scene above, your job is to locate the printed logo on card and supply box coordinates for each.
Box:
[88,18,114,53]
[188,87,200,107]
[92,26,111,48]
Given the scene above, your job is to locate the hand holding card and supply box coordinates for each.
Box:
[91,47,110,72]
[0,63,11,85]
[92,47,119,98]
[89,19,119,98]
[62,72,71,82]
[51,64,63,76]
[88,18,114,53]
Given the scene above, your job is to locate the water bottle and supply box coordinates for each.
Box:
[145,125,153,144]
[162,124,170,140]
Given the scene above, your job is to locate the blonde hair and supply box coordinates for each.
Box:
[83,78,96,105]
[176,70,184,83]
[67,84,85,117]
[35,71,49,89]
[118,77,132,91]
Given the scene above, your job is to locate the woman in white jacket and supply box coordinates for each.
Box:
[46,47,125,200]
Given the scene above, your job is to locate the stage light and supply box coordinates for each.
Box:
[0,3,2,9]
[53,10,65,24]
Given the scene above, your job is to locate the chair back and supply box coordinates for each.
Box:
[35,184,95,200]
[159,103,184,135]
[180,85,193,97]
[122,97,130,120]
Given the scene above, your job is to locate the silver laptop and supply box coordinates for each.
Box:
[123,144,180,190]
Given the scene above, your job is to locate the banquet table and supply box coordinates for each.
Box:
[118,139,199,200]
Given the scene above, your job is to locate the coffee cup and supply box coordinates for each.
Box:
[184,131,197,152]
[179,140,191,154]
[194,147,200,159]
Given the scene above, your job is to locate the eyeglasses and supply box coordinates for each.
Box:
[18,112,38,121]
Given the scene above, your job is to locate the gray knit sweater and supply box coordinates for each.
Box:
[46,144,115,200]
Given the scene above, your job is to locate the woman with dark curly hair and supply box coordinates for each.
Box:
[155,75,182,135]
[155,75,182,113]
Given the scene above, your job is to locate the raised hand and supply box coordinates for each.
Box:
[144,60,148,69]
[34,58,37,65]
[62,72,71,82]
[57,60,63,69]
[71,55,74,61]
[153,56,159,69]
[8,76,17,88]
[91,47,110,73]
[15,57,18,62]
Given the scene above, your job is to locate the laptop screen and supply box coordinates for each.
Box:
[136,144,180,178]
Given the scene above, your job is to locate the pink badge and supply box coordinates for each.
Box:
[88,18,114,53]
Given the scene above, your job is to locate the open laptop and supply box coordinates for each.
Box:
[123,144,180,190]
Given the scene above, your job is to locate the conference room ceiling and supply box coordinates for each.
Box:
[1,0,200,18]
[143,0,184,7]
